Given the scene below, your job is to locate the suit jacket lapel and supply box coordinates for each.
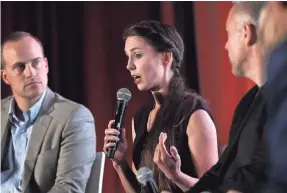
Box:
[219,86,263,176]
[22,88,55,192]
[227,86,259,144]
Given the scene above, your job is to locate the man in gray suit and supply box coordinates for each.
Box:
[1,31,96,193]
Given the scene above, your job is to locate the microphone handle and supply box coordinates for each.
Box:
[144,181,159,193]
[107,100,127,158]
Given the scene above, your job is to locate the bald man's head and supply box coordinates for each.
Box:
[1,31,44,69]
[225,2,266,78]
[231,2,266,32]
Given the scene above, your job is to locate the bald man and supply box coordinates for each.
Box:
[187,2,269,193]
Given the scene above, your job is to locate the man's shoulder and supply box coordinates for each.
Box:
[234,86,259,111]
[51,91,93,120]
[54,92,82,110]
[1,95,13,110]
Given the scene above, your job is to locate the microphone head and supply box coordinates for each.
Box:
[136,167,153,186]
[117,88,132,102]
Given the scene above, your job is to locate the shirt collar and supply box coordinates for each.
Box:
[8,88,47,123]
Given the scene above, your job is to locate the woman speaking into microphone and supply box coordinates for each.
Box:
[103,20,219,193]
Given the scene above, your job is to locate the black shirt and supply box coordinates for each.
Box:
[189,86,268,193]
[133,95,212,193]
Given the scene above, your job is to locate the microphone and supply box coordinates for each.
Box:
[107,88,132,158]
[136,167,159,193]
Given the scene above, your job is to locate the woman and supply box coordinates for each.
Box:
[103,20,218,193]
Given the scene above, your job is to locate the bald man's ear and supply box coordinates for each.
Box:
[1,69,10,85]
[244,23,257,46]
[43,57,49,73]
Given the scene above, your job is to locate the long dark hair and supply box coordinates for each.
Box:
[123,20,203,192]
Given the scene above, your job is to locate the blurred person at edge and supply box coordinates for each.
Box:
[259,2,287,193]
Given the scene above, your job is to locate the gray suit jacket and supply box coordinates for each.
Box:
[1,88,96,193]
